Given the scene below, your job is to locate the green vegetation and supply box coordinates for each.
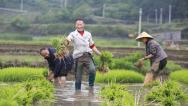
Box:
[145,80,186,106]
[99,84,134,106]
[0,79,54,106]
[0,0,188,44]
[95,52,149,74]
[94,38,137,47]
[0,67,45,82]
[99,51,113,66]
[22,23,134,37]
[95,52,182,75]
[170,70,188,84]
[165,61,183,75]
[182,27,188,39]
[0,55,43,64]
[110,52,146,72]
[1,0,187,22]
[0,67,54,105]
[98,51,113,72]
[0,33,56,45]
[0,32,32,41]
[96,70,144,83]
[51,36,68,56]
[0,34,137,48]
[10,16,31,31]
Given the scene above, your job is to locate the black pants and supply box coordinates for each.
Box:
[159,58,167,70]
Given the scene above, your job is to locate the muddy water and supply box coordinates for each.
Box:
[52,82,144,106]
[1,81,187,106]
[51,81,188,106]
[53,81,102,106]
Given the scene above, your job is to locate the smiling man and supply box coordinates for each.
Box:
[65,18,101,96]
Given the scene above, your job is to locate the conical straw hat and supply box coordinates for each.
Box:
[136,32,153,41]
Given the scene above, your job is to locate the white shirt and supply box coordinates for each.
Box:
[67,30,95,59]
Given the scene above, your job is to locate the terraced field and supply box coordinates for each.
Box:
[0,44,188,68]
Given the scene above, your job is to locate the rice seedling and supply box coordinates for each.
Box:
[145,80,186,106]
[170,70,188,84]
[0,67,45,82]
[96,70,144,83]
[99,83,134,106]
[0,79,54,105]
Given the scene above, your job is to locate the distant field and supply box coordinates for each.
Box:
[0,32,138,47]
[0,55,43,63]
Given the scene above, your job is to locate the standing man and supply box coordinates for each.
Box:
[136,32,168,85]
[65,18,101,96]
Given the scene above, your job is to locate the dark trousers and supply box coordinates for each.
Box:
[74,53,96,90]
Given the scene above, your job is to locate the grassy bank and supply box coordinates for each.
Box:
[96,70,144,83]
[0,55,43,64]
[0,32,137,47]
[99,84,134,106]
[0,79,54,106]
[146,80,187,106]
[170,70,188,84]
[0,67,54,105]
[0,67,45,82]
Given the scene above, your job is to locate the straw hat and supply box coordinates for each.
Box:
[136,32,153,41]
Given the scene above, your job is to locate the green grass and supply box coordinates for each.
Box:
[96,70,144,83]
[99,83,134,106]
[0,32,59,45]
[0,79,54,105]
[0,55,43,64]
[146,80,186,106]
[94,37,137,48]
[0,67,54,105]
[0,32,32,41]
[0,36,53,45]
[0,32,138,47]
[0,67,45,82]
[170,70,188,84]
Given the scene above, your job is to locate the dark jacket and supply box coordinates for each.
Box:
[44,48,74,77]
[53,55,74,77]
[45,48,56,71]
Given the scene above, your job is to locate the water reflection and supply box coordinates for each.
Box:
[53,81,101,106]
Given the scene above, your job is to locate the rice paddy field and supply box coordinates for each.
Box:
[0,66,187,106]
[0,67,54,106]
[0,33,188,106]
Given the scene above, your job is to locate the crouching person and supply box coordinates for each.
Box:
[53,53,74,86]
[40,47,74,86]
[136,32,168,85]
[40,47,56,81]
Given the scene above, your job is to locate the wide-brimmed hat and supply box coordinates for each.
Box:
[136,32,154,41]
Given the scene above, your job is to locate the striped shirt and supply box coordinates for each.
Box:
[67,30,95,59]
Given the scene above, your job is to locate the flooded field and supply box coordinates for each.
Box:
[53,81,101,106]
[49,81,188,106]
